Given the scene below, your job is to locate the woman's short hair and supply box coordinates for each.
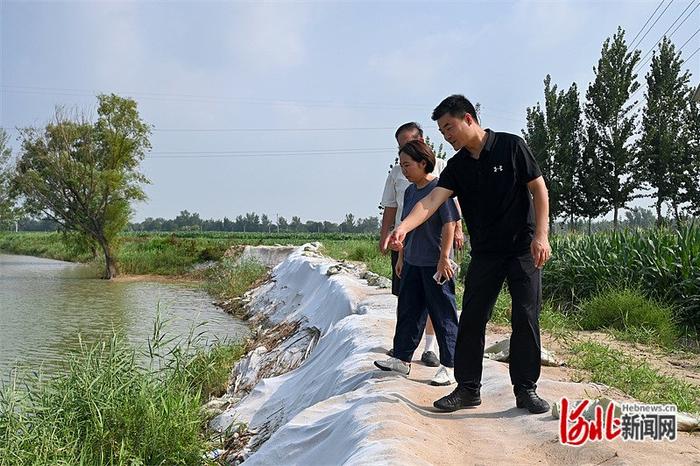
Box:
[398,139,436,173]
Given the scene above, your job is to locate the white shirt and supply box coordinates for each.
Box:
[380,157,447,228]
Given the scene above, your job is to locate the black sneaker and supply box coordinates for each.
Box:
[433,385,481,412]
[514,387,550,414]
[420,350,440,367]
[387,348,394,357]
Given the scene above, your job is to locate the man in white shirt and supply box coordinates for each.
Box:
[378,122,463,369]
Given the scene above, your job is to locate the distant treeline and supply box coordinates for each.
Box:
[127,211,381,234]
[5,206,685,235]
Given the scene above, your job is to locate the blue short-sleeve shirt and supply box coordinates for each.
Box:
[402,178,460,267]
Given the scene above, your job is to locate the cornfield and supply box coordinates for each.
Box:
[544,223,700,329]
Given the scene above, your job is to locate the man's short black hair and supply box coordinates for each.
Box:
[394,122,423,141]
[431,95,479,124]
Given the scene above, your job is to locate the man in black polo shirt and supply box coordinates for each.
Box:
[383,94,552,414]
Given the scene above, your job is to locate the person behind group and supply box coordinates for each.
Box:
[379,122,464,370]
[384,95,552,414]
[375,139,460,386]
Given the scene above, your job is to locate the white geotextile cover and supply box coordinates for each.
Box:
[210,244,700,465]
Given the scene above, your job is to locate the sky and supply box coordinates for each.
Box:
[2,0,699,223]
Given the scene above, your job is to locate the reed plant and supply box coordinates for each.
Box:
[0,316,243,466]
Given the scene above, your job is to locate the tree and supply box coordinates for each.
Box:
[290,216,302,232]
[638,37,692,225]
[578,124,610,233]
[425,136,447,160]
[277,216,288,232]
[13,94,151,278]
[174,210,201,230]
[624,207,656,229]
[555,83,583,229]
[585,27,641,230]
[683,84,700,216]
[0,129,18,229]
[339,213,355,233]
[260,213,272,233]
[523,101,553,226]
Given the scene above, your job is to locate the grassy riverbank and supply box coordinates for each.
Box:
[2,229,699,418]
[0,239,271,465]
[0,331,244,465]
[0,231,377,276]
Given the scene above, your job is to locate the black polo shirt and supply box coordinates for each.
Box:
[437,129,542,255]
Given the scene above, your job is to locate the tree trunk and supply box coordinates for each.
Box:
[98,238,118,279]
[673,203,680,225]
[613,207,619,231]
[587,217,592,235]
[656,200,663,228]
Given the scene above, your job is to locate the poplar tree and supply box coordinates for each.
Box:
[585,27,641,230]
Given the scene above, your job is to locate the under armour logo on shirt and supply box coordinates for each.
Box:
[493,165,503,173]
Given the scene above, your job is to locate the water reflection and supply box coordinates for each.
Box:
[0,253,248,384]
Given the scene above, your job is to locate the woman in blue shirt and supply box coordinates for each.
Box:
[374,139,460,386]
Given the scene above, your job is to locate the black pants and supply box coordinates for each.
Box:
[455,251,542,391]
[393,263,459,367]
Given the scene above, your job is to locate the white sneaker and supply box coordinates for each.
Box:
[430,365,455,386]
[374,357,411,376]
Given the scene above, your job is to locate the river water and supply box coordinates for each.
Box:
[0,253,248,384]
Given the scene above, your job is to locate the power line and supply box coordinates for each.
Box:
[149,147,393,155]
[152,126,395,133]
[1,85,526,120]
[627,25,700,111]
[0,85,430,111]
[634,1,699,73]
[146,148,393,159]
[686,45,700,61]
[630,0,675,51]
[0,124,425,133]
[630,0,669,48]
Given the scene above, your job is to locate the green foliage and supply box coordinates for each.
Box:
[0,328,243,465]
[523,76,583,227]
[0,129,18,228]
[568,341,700,413]
[585,27,641,229]
[13,94,151,278]
[544,224,700,329]
[578,288,677,346]
[117,234,232,275]
[683,92,700,217]
[0,231,94,262]
[638,37,693,224]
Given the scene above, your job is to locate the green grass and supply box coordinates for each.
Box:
[0,328,244,466]
[568,341,700,414]
[577,288,678,347]
[203,259,269,303]
[0,231,94,263]
[320,239,391,278]
[0,231,382,277]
